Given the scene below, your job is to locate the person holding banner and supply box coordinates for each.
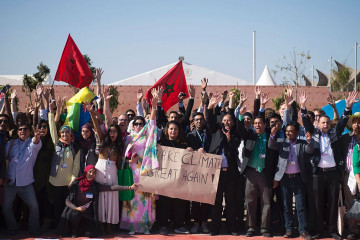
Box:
[206,91,241,236]
[186,112,211,234]
[119,88,159,235]
[157,120,191,235]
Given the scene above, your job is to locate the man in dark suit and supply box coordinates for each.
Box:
[206,92,241,236]
[235,92,279,237]
[268,121,314,240]
[300,90,358,240]
[186,112,211,234]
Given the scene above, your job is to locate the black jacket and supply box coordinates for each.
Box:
[186,128,211,152]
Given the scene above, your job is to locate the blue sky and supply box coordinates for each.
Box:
[1,0,359,85]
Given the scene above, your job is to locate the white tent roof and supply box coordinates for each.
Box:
[0,74,58,86]
[256,65,277,86]
[109,61,251,86]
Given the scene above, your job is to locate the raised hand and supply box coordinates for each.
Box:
[157,86,164,100]
[36,83,43,97]
[150,88,159,107]
[103,88,113,101]
[270,122,281,136]
[96,68,104,82]
[189,84,195,98]
[49,99,56,113]
[43,87,50,99]
[201,78,208,91]
[136,88,143,102]
[284,89,295,108]
[254,86,261,99]
[83,101,94,113]
[345,91,358,109]
[298,90,308,109]
[260,92,270,107]
[239,105,247,115]
[239,91,248,107]
[178,92,185,102]
[221,90,228,102]
[33,125,41,143]
[208,92,221,109]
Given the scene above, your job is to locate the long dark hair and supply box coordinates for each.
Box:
[100,123,124,155]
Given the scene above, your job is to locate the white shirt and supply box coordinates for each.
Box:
[318,133,336,168]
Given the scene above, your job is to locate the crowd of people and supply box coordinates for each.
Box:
[0,68,360,240]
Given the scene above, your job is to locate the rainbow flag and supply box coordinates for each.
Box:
[64,87,97,132]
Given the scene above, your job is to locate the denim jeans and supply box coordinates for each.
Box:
[280,174,307,233]
[2,184,39,231]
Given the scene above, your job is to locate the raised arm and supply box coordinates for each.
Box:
[183,84,195,124]
[206,92,221,132]
[283,89,295,126]
[336,91,358,136]
[299,90,314,134]
[48,100,59,146]
[95,68,104,97]
[103,87,112,130]
[84,101,104,142]
[268,123,281,151]
[150,88,159,120]
[327,93,339,123]
[253,86,261,117]
[136,88,144,117]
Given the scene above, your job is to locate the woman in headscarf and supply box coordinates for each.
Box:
[48,99,80,227]
[74,123,98,176]
[119,89,158,235]
[33,119,55,231]
[58,165,138,237]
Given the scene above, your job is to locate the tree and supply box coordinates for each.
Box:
[108,85,119,114]
[275,48,311,86]
[22,62,50,104]
[331,63,352,92]
[83,54,96,83]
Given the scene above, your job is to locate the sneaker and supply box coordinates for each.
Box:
[330,232,342,240]
[300,232,313,240]
[159,227,168,235]
[246,228,256,237]
[261,228,272,238]
[174,227,190,234]
[191,222,200,234]
[284,230,293,238]
[346,233,358,240]
[201,222,209,233]
[144,230,150,235]
[128,231,135,235]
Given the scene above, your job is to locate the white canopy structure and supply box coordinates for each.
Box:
[0,74,56,86]
[256,65,277,86]
[109,61,251,86]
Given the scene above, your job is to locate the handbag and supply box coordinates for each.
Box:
[337,186,346,235]
[345,197,360,222]
[117,163,135,201]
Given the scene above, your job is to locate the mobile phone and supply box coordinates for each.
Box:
[221,123,228,133]
[1,85,10,94]
[179,92,186,97]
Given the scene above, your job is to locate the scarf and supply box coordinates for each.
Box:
[59,125,74,145]
[74,165,96,192]
[78,123,95,150]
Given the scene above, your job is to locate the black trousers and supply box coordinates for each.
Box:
[157,195,185,228]
[52,185,69,225]
[69,210,96,235]
[192,201,210,223]
[211,170,237,233]
[235,174,246,231]
[313,169,340,234]
[36,186,53,220]
[244,167,272,229]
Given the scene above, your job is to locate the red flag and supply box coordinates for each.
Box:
[54,34,93,88]
[145,61,189,112]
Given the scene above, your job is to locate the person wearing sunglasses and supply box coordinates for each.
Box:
[32,120,55,232]
[126,109,136,122]
[120,90,158,235]
[2,122,42,235]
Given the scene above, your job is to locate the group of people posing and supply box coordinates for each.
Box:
[0,69,359,240]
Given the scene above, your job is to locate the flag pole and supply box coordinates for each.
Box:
[253,31,256,85]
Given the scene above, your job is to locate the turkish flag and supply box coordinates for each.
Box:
[145,61,189,112]
[54,34,93,88]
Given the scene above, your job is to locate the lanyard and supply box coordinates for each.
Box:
[195,130,206,149]
[62,145,72,165]
[289,142,296,163]
[107,146,115,160]
[321,134,330,154]
[16,138,30,161]
[258,134,266,155]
